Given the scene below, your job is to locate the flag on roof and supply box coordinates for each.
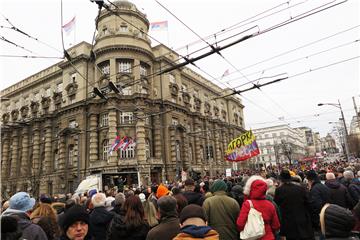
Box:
[62,16,76,35]
[150,21,168,31]
[221,69,230,78]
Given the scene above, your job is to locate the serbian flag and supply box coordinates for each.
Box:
[62,16,76,35]
[150,21,168,31]
[108,136,121,155]
[119,137,130,150]
[221,69,230,78]
[122,137,133,151]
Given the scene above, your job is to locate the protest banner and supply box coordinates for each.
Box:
[225,130,260,162]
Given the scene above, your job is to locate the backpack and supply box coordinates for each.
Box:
[240,200,265,240]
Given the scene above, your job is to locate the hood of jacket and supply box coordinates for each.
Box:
[249,179,267,200]
[2,209,32,230]
[325,179,341,189]
[320,204,355,238]
[243,175,265,196]
[181,225,213,238]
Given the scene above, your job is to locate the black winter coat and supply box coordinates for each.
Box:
[348,179,360,203]
[182,191,204,206]
[274,182,314,240]
[106,213,149,240]
[325,179,355,209]
[89,206,114,240]
[309,181,330,228]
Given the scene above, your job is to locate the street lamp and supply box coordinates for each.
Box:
[318,100,350,161]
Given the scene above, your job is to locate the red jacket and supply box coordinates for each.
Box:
[237,179,280,240]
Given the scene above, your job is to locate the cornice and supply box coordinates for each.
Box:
[94,45,154,60]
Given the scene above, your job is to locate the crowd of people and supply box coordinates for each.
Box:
[2,159,360,240]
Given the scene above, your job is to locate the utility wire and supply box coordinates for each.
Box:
[0,36,33,53]
[0,54,63,59]
[1,14,62,54]
[222,24,360,81]
[229,38,360,89]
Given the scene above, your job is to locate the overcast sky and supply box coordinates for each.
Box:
[0,0,359,137]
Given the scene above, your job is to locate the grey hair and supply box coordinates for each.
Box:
[343,170,354,180]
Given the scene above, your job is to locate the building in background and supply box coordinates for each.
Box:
[0,1,245,197]
[252,124,306,167]
[320,134,338,154]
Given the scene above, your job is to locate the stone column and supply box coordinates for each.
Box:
[58,135,66,170]
[153,116,162,159]
[20,127,29,177]
[10,129,19,178]
[44,121,52,175]
[169,127,176,163]
[182,131,189,167]
[1,132,10,178]
[214,130,221,166]
[136,112,147,186]
[110,58,116,83]
[32,124,40,176]
[89,114,99,166]
[107,110,117,164]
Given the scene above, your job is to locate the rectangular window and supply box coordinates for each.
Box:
[140,65,147,76]
[272,133,277,137]
[169,74,176,84]
[265,134,269,138]
[122,86,132,95]
[71,73,76,83]
[120,112,133,124]
[101,64,110,75]
[172,118,178,125]
[120,144,135,159]
[100,113,109,127]
[118,61,132,73]
[120,25,128,32]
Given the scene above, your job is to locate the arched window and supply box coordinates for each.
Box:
[102,140,109,161]
[120,144,135,159]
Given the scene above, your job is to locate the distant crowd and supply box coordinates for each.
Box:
[2,159,360,240]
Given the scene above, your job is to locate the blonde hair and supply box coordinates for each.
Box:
[30,203,57,222]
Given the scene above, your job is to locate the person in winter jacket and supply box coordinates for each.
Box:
[325,172,355,209]
[60,204,92,240]
[107,195,149,240]
[348,176,360,203]
[173,204,219,240]
[203,179,240,240]
[146,196,180,240]
[30,202,61,240]
[1,215,23,240]
[1,192,48,240]
[229,185,244,208]
[237,175,280,240]
[182,179,204,206]
[306,170,330,229]
[320,204,358,240]
[274,170,314,240]
[89,193,114,240]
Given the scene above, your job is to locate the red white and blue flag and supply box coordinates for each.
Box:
[150,21,168,31]
[108,135,121,155]
[62,16,76,35]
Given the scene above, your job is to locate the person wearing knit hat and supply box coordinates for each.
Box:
[174,204,219,240]
[203,179,240,240]
[60,205,91,240]
[320,204,355,238]
[156,184,170,199]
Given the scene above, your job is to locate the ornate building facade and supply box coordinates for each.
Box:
[1,1,244,196]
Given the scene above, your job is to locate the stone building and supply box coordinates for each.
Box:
[0,1,244,196]
[252,124,306,166]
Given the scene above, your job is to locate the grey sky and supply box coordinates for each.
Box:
[0,0,359,137]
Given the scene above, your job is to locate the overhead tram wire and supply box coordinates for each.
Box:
[0,54,63,59]
[227,38,360,89]
[220,24,360,81]
[157,0,348,76]
[0,36,34,53]
[215,55,359,99]
[1,14,63,54]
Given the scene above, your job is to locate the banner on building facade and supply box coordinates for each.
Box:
[224,130,260,162]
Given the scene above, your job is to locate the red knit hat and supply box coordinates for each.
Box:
[156,184,170,199]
